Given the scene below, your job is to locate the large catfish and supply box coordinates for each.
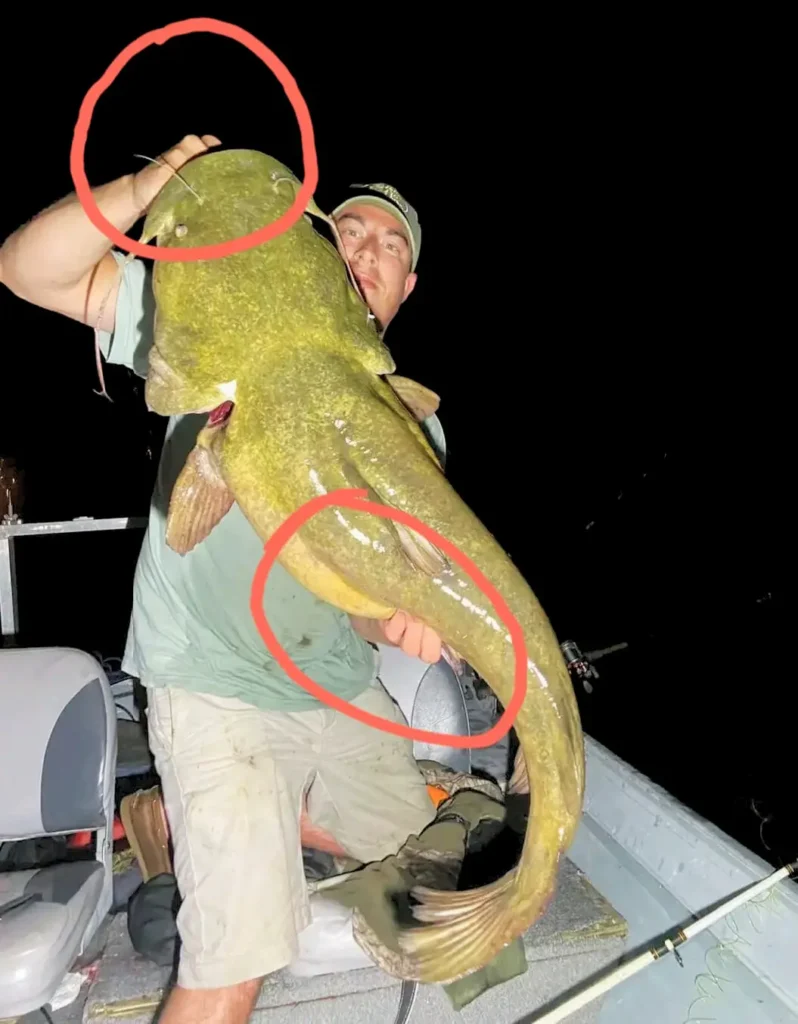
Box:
[138,148,585,984]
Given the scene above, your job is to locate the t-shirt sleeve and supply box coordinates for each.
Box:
[95,250,155,379]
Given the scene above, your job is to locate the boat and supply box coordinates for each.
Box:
[1,516,796,1023]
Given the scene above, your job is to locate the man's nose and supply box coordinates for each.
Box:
[354,236,379,265]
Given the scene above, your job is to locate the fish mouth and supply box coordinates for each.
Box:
[147,349,180,387]
[146,350,236,414]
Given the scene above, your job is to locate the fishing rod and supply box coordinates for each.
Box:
[531,859,797,1023]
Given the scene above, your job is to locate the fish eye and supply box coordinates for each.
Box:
[175,224,188,238]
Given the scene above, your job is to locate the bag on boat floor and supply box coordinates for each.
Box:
[128,872,182,968]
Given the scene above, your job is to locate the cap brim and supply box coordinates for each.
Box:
[331,195,418,271]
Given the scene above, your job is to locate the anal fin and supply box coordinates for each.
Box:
[341,463,449,578]
[392,520,448,576]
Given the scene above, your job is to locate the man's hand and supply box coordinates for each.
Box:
[131,134,222,213]
[351,610,442,664]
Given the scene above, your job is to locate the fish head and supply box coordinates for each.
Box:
[140,148,302,248]
[139,148,395,422]
[140,149,309,417]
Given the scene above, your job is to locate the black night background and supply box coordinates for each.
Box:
[1,12,791,871]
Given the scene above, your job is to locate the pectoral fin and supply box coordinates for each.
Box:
[387,375,441,422]
[165,410,235,555]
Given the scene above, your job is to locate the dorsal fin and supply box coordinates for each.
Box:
[387,375,441,422]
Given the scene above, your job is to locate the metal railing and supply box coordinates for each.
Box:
[0,517,147,640]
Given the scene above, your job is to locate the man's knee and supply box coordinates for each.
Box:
[159,976,263,1024]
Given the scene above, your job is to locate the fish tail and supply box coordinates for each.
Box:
[398,828,561,983]
[395,580,582,983]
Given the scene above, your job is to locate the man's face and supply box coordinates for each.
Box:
[333,203,417,329]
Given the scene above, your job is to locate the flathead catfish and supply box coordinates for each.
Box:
[139,148,585,984]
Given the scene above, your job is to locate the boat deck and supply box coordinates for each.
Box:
[35,857,626,1024]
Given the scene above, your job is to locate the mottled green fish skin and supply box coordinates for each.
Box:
[141,149,585,984]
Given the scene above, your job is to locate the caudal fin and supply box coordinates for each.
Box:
[399,873,517,982]
[398,839,558,983]
[508,746,530,795]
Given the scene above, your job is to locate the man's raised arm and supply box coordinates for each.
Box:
[0,134,220,333]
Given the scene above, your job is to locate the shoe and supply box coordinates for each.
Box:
[119,786,173,882]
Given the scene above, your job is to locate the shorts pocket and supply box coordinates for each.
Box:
[145,687,176,758]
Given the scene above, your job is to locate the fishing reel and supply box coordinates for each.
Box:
[559,639,630,694]
[560,639,600,694]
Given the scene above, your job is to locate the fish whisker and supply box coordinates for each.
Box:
[133,154,204,205]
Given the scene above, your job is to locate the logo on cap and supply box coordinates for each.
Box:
[355,183,411,215]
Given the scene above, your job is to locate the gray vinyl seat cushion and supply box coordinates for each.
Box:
[0,861,104,1009]
[376,644,472,775]
[0,647,116,1018]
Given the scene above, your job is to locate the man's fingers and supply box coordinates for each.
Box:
[384,610,443,664]
[163,134,222,170]
[420,628,442,665]
[177,133,218,155]
[400,619,424,659]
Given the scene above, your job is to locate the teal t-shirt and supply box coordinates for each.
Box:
[98,251,447,711]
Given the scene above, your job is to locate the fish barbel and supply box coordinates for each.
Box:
[138,148,585,984]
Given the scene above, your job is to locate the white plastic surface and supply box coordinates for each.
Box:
[287,894,373,978]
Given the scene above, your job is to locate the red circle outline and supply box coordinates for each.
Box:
[70,18,318,262]
[250,489,527,749]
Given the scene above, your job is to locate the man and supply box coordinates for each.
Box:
[0,134,444,1024]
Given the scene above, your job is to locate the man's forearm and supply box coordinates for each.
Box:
[0,170,160,298]
[0,135,218,317]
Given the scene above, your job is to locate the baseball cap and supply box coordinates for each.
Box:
[332,183,421,271]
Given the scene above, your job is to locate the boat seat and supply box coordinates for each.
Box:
[0,647,117,1020]
[376,644,472,775]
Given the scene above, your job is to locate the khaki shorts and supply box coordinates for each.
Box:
[145,678,435,989]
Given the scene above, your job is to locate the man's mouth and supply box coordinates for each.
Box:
[355,272,378,290]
